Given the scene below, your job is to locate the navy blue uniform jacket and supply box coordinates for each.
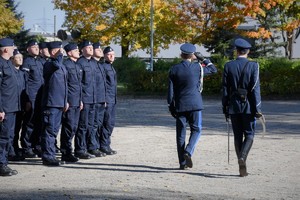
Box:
[102,61,117,104]
[0,57,27,113]
[222,57,261,115]
[77,57,97,104]
[93,58,106,103]
[168,60,217,112]
[21,56,44,104]
[64,58,82,107]
[42,54,68,108]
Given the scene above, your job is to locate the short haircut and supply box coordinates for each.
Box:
[181,53,193,60]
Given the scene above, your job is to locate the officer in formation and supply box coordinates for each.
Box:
[0,38,21,176]
[41,41,68,166]
[167,43,217,170]
[21,40,44,158]
[60,43,82,163]
[222,38,262,177]
[91,42,107,157]
[38,42,50,65]
[11,49,27,159]
[99,46,117,155]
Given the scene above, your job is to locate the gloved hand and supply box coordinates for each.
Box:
[169,102,177,119]
[255,112,263,118]
[223,106,229,120]
[194,52,205,62]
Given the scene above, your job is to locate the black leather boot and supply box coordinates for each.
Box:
[238,138,253,177]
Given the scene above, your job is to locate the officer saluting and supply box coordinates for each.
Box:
[41,41,68,166]
[168,43,217,170]
[222,38,262,177]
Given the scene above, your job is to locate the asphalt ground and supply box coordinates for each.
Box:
[0,97,299,200]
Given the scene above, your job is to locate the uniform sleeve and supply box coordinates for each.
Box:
[0,65,3,112]
[222,64,229,107]
[167,69,174,105]
[202,59,217,75]
[250,62,262,113]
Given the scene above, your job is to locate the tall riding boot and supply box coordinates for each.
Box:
[238,138,253,177]
[234,140,242,159]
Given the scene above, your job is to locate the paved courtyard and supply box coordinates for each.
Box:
[0,97,299,200]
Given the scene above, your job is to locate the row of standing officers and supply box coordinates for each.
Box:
[0,38,118,176]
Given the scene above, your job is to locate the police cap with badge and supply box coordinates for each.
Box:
[39,42,48,49]
[93,42,102,49]
[103,46,114,54]
[13,49,21,56]
[47,41,62,50]
[64,43,78,53]
[27,40,39,48]
[79,40,92,49]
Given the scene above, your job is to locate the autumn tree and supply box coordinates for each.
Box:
[54,0,193,57]
[0,0,23,37]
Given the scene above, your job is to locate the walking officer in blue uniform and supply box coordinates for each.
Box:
[0,38,20,176]
[75,40,97,159]
[99,46,117,155]
[41,41,68,166]
[90,42,107,157]
[21,39,44,158]
[222,38,262,177]
[60,43,82,163]
[167,43,217,170]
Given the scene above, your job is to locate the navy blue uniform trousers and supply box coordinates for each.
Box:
[41,108,63,160]
[99,103,116,149]
[60,106,81,155]
[176,111,202,166]
[0,113,16,165]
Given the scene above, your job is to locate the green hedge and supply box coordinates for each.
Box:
[113,57,300,97]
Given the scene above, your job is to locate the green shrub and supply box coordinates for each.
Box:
[114,56,300,97]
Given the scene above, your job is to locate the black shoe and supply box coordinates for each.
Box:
[100,147,117,155]
[75,152,95,159]
[88,149,106,157]
[238,158,248,177]
[8,154,25,161]
[61,154,79,163]
[33,148,42,157]
[179,165,188,170]
[42,158,61,166]
[0,165,18,176]
[183,153,193,168]
[24,150,38,158]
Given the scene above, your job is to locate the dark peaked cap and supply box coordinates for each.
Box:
[234,38,252,49]
[180,43,196,55]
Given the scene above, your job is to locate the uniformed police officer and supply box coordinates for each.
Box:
[91,42,107,157]
[99,46,117,155]
[60,43,82,163]
[167,43,217,170]
[74,40,97,159]
[11,49,28,160]
[38,42,50,65]
[41,41,68,166]
[0,38,20,176]
[21,39,44,158]
[222,38,262,177]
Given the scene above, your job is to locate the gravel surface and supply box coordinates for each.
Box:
[1,97,299,200]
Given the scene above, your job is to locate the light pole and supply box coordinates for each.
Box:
[150,0,154,71]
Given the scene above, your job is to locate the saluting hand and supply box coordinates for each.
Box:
[0,112,5,122]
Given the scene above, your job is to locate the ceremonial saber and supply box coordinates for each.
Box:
[259,114,266,137]
[226,118,230,164]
